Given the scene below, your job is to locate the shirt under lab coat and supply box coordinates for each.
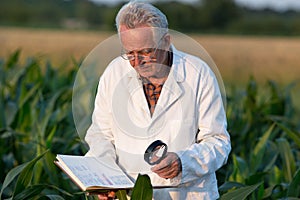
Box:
[85,46,231,200]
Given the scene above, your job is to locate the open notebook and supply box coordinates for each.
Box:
[55,154,135,191]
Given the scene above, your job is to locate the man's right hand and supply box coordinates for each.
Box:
[97,191,116,200]
[151,152,182,179]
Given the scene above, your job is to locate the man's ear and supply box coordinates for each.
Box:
[163,33,171,49]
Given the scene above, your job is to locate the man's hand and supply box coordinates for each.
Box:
[97,191,115,200]
[151,152,182,179]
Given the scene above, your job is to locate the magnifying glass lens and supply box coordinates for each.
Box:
[144,140,168,165]
[149,145,166,164]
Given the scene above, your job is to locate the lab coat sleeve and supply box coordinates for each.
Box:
[84,76,117,164]
[177,64,231,184]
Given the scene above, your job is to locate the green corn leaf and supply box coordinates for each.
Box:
[13,150,49,197]
[263,184,276,199]
[18,83,41,109]
[270,166,283,186]
[276,138,296,182]
[6,65,25,90]
[14,60,41,110]
[46,126,57,149]
[131,174,152,200]
[276,122,300,148]
[287,169,300,197]
[253,124,275,155]
[251,124,275,172]
[43,195,66,200]
[256,183,265,200]
[13,184,45,200]
[218,181,245,193]
[263,141,279,172]
[229,154,248,183]
[245,76,258,110]
[0,162,28,197]
[0,90,6,128]
[4,100,18,127]
[220,182,262,200]
[43,184,74,198]
[246,172,268,185]
[6,49,21,69]
[116,190,128,200]
[36,88,65,140]
[39,153,60,185]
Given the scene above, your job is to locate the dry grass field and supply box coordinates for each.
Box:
[1,27,300,86]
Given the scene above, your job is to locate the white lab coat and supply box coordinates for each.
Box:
[85,46,231,199]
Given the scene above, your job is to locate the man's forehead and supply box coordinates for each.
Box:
[120,26,154,39]
[120,27,156,50]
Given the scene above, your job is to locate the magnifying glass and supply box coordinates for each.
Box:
[144,140,168,165]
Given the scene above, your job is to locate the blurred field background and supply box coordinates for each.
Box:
[1,27,300,84]
[1,26,299,108]
[1,0,300,85]
[1,0,300,199]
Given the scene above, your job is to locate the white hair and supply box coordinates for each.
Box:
[115,1,169,38]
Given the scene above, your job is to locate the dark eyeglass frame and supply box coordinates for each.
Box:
[121,34,166,61]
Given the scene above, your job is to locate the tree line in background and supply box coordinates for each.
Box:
[1,0,300,35]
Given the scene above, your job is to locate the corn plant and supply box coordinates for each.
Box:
[219,77,300,199]
[1,52,299,199]
[0,51,87,199]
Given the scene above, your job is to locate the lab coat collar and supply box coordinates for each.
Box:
[170,45,185,83]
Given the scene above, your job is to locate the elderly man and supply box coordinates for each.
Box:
[85,1,231,199]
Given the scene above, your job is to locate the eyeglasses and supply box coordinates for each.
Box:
[121,34,165,61]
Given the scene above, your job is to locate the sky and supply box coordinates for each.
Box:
[92,0,300,11]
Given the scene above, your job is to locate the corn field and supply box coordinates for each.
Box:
[0,51,299,199]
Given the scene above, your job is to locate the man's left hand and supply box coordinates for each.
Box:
[151,152,182,179]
